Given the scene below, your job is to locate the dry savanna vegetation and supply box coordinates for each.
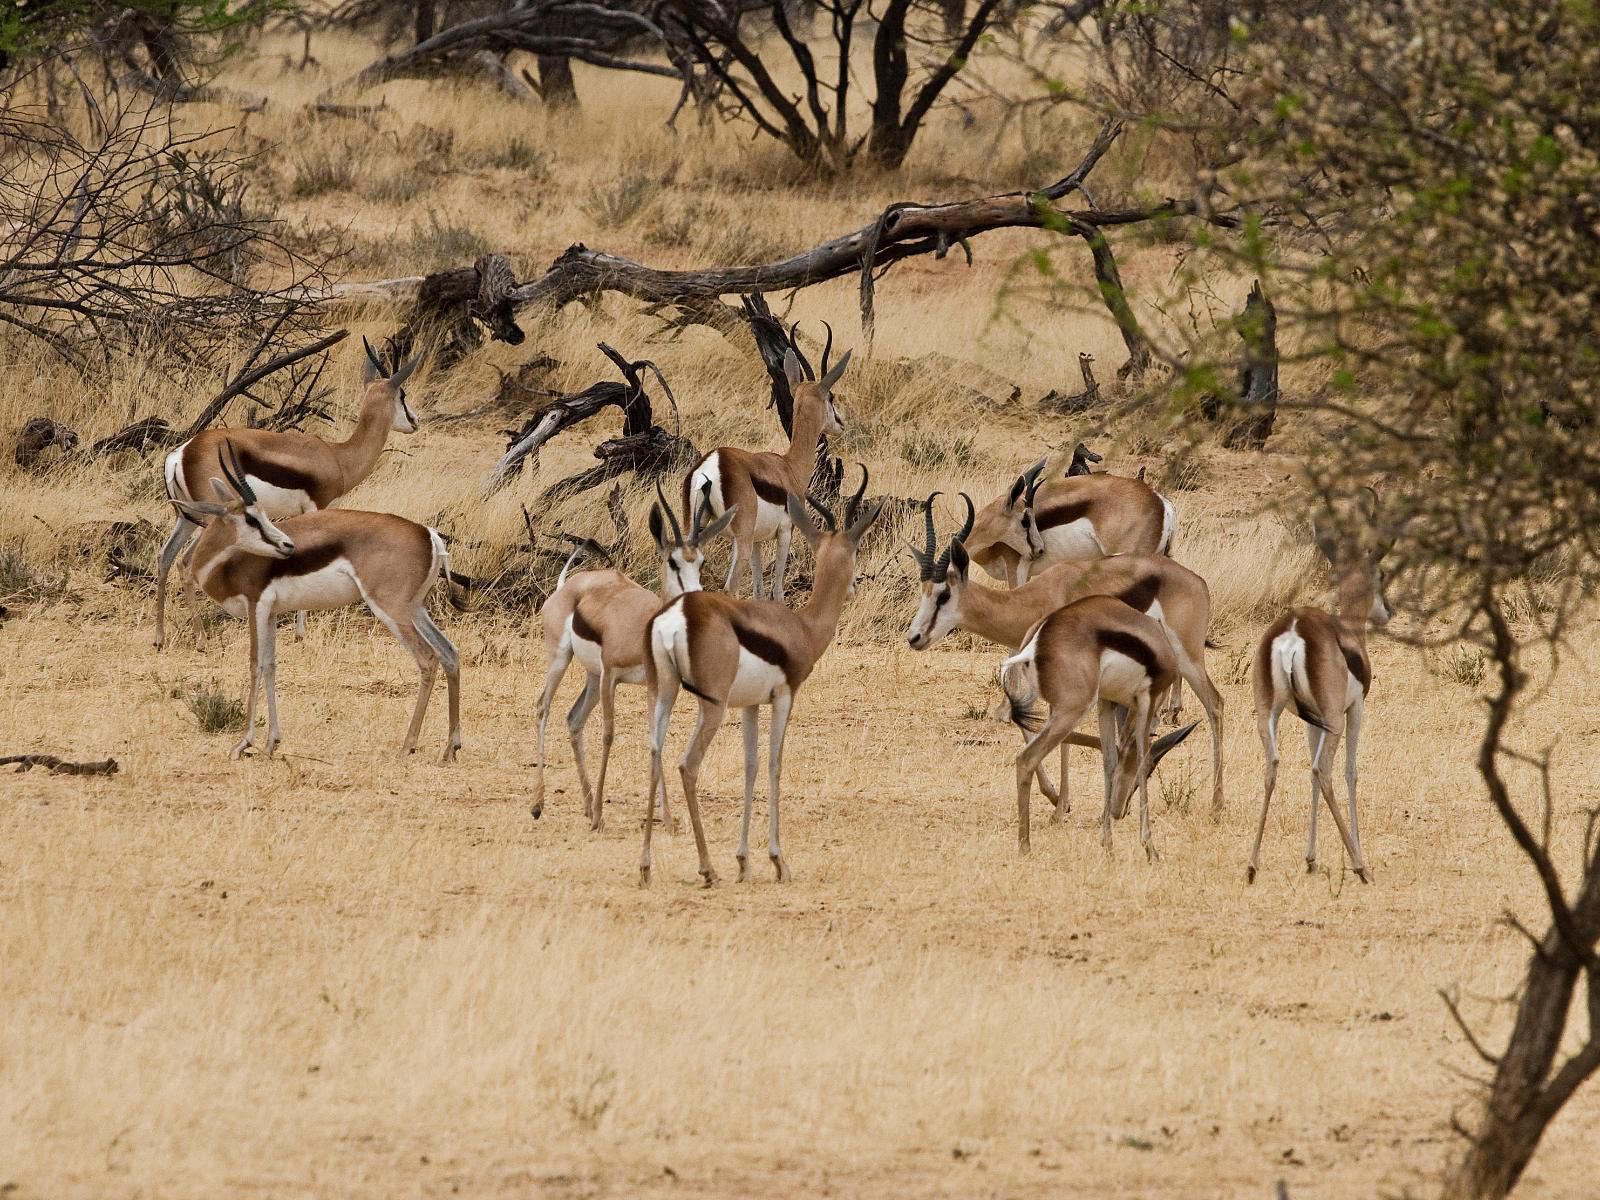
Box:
[3,8,1599,1199]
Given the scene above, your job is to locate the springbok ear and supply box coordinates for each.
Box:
[698,505,737,543]
[1311,521,1341,564]
[172,497,227,524]
[1006,474,1027,510]
[820,347,852,393]
[648,504,668,551]
[783,348,805,392]
[785,492,822,544]
[208,475,245,504]
[949,539,970,580]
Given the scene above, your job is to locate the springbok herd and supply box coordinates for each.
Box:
[154,337,1392,888]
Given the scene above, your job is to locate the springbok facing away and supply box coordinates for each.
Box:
[905,493,1221,815]
[155,337,428,649]
[684,345,849,601]
[965,458,1177,587]
[639,468,883,888]
[1001,595,1180,860]
[171,442,460,762]
[531,483,736,830]
[1246,520,1391,885]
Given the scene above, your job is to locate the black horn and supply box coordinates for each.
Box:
[806,493,838,532]
[219,440,257,504]
[819,320,834,379]
[655,477,685,546]
[933,492,975,577]
[910,491,942,580]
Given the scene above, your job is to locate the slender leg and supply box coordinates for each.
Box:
[772,522,792,603]
[1246,706,1283,883]
[645,683,675,832]
[1305,726,1325,871]
[1097,704,1118,829]
[768,691,792,880]
[395,623,439,756]
[749,541,766,600]
[259,606,283,757]
[1013,702,1091,855]
[679,699,728,887]
[1312,723,1370,883]
[736,706,760,881]
[639,677,679,886]
[1344,696,1365,866]
[294,611,307,641]
[567,673,601,820]
[723,538,741,592]
[1052,740,1071,820]
[231,602,262,760]
[153,514,199,650]
[591,669,621,831]
[1174,651,1226,817]
[531,640,572,818]
[1130,691,1157,861]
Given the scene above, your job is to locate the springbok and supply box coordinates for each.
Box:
[155,337,428,649]
[531,482,736,830]
[170,441,460,762]
[684,345,849,600]
[1001,595,1179,860]
[1245,517,1391,885]
[639,467,883,888]
[965,458,1177,586]
[906,493,1223,814]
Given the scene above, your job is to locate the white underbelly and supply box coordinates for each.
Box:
[263,560,361,615]
[752,493,788,540]
[1097,649,1147,706]
[569,620,603,675]
[724,647,788,708]
[1041,519,1106,564]
[248,476,316,517]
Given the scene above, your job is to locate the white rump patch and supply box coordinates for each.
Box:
[651,598,690,682]
[688,454,724,517]
[164,443,190,501]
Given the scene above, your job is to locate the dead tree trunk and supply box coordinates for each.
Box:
[537,55,578,107]
[1225,280,1278,449]
[415,0,436,45]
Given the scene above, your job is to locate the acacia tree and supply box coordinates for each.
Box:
[1109,2,1600,1195]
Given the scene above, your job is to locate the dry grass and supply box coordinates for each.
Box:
[2,29,1598,1200]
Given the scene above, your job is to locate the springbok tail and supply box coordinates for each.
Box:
[1000,641,1044,733]
[1271,623,1328,730]
[554,544,586,592]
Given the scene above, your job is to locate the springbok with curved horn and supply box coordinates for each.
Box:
[531,481,736,830]
[1002,595,1180,860]
[1246,510,1391,884]
[964,457,1177,586]
[906,493,1223,814]
[639,467,883,888]
[684,337,849,600]
[172,441,460,762]
[155,337,430,649]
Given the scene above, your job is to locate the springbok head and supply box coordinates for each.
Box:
[784,464,882,597]
[782,324,851,437]
[651,479,738,598]
[170,442,296,559]
[904,491,977,649]
[362,336,429,434]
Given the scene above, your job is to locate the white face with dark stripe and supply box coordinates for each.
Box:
[390,387,420,434]
[1370,565,1392,625]
[661,547,705,599]
[230,504,296,559]
[906,578,962,649]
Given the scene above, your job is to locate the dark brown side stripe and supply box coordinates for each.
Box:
[236,448,323,501]
[733,622,792,681]
[1342,646,1371,693]
[1097,628,1163,678]
[571,604,601,644]
[267,542,342,581]
[750,473,791,507]
[1034,500,1092,533]
[1115,575,1161,614]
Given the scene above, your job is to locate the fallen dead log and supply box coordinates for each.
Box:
[0,754,120,776]
[312,121,1236,377]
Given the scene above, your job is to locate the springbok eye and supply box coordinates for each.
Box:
[245,515,262,532]
[933,589,948,608]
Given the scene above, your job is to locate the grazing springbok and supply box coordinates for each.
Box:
[639,467,883,888]
[1246,517,1391,885]
[905,493,1222,814]
[965,458,1177,586]
[155,337,428,649]
[1001,595,1180,860]
[684,345,849,601]
[171,441,460,762]
[531,482,736,830]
